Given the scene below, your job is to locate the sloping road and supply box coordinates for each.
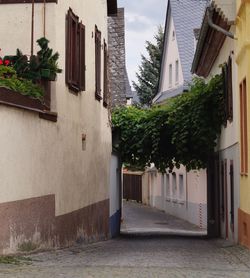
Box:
[121,200,207,236]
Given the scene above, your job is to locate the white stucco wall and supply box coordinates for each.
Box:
[0,1,111,216]
[159,16,184,93]
[144,166,207,229]
[110,154,121,217]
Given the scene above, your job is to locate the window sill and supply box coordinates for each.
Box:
[0,87,57,122]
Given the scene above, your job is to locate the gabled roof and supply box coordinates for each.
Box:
[155,0,208,103]
[170,0,208,87]
[154,85,184,104]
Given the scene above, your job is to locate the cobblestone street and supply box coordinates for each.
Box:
[1,236,250,277]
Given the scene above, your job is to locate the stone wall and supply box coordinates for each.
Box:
[108,8,128,107]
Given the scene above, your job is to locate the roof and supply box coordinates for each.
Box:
[153,85,184,104]
[170,0,208,86]
[154,0,208,103]
[191,4,232,77]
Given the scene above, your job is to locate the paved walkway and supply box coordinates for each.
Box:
[121,201,207,236]
[1,237,250,277]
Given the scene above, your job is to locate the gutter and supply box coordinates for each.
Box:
[207,7,235,40]
[192,6,235,74]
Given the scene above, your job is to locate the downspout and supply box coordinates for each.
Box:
[43,0,46,37]
[207,7,236,40]
[31,0,35,55]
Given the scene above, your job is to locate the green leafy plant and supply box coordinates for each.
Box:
[112,75,225,172]
[6,37,62,82]
[0,65,16,78]
[0,67,44,100]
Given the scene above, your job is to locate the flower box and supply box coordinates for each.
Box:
[0,86,57,122]
[0,87,46,110]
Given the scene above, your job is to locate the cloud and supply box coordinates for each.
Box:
[118,0,167,85]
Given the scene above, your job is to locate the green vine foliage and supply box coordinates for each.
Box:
[112,75,225,172]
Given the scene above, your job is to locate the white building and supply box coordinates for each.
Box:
[0,0,117,254]
[148,0,208,230]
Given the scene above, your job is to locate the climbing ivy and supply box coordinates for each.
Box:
[112,75,225,172]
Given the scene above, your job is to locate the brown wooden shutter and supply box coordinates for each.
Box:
[103,40,108,107]
[66,9,82,93]
[222,64,228,125]
[66,9,86,92]
[79,22,85,91]
[95,26,102,100]
[66,10,71,85]
[71,13,79,90]
[227,56,233,121]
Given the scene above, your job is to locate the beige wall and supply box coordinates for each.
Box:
[0,1,111,217]
[159,16,184,93]
[142,166,207,229]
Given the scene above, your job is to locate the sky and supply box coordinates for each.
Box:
[117,0,168,87]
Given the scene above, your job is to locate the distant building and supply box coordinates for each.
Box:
[153,0,208,103]
[144,0,208,231]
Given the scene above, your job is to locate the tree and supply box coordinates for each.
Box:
[132,26,164,106]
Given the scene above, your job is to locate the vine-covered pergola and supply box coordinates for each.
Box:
[112,75,225,172]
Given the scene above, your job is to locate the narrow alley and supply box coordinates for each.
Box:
[121,201,206,236]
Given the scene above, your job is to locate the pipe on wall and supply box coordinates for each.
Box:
[207,7,236,40]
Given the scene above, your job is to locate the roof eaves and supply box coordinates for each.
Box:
[191,7,211,75]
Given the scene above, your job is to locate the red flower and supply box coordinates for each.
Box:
[0,59,3,65]
[4,60,10,66]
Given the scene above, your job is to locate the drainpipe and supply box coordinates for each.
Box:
[207,7,236,40]
[43,0,46,37]
[31,0,35,55]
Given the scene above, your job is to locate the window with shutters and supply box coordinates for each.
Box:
[66,8,85,93]
[222,56,233,124]
[95,26,102,100]
[103,40,108,107]
[240,79,248,175]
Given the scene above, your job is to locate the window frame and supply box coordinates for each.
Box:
[169,63,172,88]
[175,60,179,84]
[240,79,248,175]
